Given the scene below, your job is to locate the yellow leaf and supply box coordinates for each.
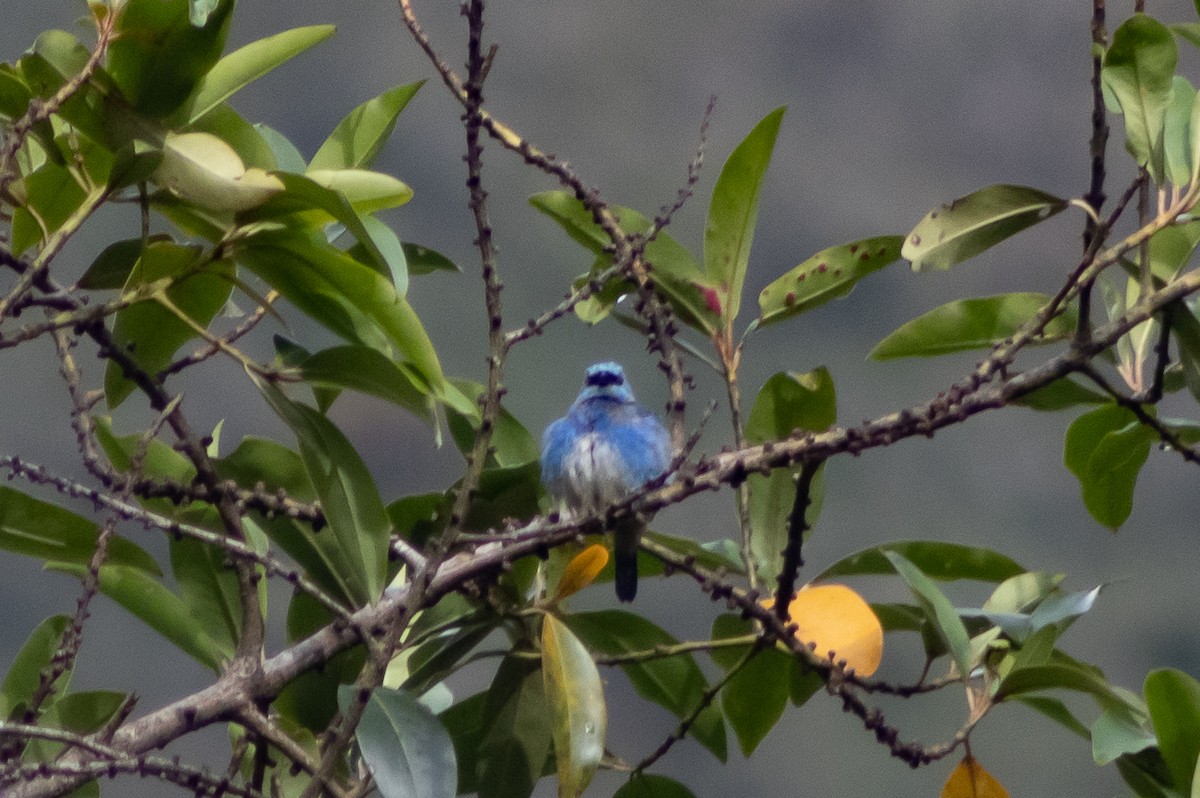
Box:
[941,755,1010,798]
[555,544,610,601]
[767,584,884,676]
[542,615,606,798]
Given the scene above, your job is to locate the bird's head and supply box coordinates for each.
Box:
[574,361,637,404]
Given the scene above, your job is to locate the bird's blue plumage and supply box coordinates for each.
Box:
[541,362,670,601]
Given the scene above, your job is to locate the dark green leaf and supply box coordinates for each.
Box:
[0,486,161,574]
[46,563,229,671]
[462,463,542,532]
[757,236,903,327]
[310,82,425,170]
[1,615,71,716]
[80,237,156,289]
[344,686,457,798]
[185,25,336,123]
[711,615,789,756]
[745,369,835,581]
[996,660,1128,711]
[257,381,390,604]
[871,293,1075,360]
[108,0,234,117]
[1172,302,1200,403]
[614,774,699,798]
[818,540,1023,582]
[566,610,727,761]
[1145,668,1200,792]
[1116,747,1176,798]
[1012,377,1109,411]
[704,106,785,323]
[1103,15,1177,183]
[1063,404,1155,530]
[299,345,434,423]
[902,185,1067,271]
[477,655,551,798]
[439,692,488,795]
[883,551,972,678]
[104,241,234,407]
[170,535,244,657]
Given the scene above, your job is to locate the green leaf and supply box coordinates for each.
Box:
[1093,706,1157,765]
[1064,404,1156,530]
[476,655,552,798]
[104,241,234,407]
[704,106,785,323]
[257,381,390,604]
[1146,669,1200,792]
[1,615,71,716]
[305,168,413,214]
[46,563,229,671]
[0,486,161,574]
[254,123,307,173]
[902,185,1067,271]
[403,242,461,275]
[756,236,903,327]
[870,293,1076,360]
[344,686,457,798]
[310,82,425,171]
[1015,695,1091,740]
[299,345,434,423]
[883,551,972,678]
[614,774,699,798]
[818,540,1024,582]
[235,231,444,391]
[745,369,836,581]
[243,172,393,277]
[108,0,234,117]
[349,213,409,294]
[1012,377,1109,411]
[445,379,537,468]
[711,615,789,756]
[170,535,245,657]
[1164,77,1197,187]
[541,614,606,798]
[185,25,336,123]
[10,161,89,255]
[79,237,159,290]
[996,660,1129,710]
[1173,22,1200,49]
[529,191,721,333]
[1103,14,1178,183]
[461,463,542,532]
[566,610,727,761]
[1173,302,1200,403]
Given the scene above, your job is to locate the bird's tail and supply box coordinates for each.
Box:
[613,518,642,602]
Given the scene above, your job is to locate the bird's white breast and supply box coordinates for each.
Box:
[561,432,632,515]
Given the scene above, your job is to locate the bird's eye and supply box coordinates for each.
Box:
[585,371,622,387]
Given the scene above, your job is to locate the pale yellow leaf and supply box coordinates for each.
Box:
[542,614,606,798]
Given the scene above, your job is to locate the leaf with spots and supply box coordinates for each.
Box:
[756,236,903,327]
[902,185,1067,271]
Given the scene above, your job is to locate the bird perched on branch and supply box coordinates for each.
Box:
[540,362,671,602]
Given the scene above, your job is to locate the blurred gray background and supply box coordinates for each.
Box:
[3,1,1200,796]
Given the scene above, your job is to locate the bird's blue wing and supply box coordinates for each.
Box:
[540,415,577,500]
[609,407,670,487]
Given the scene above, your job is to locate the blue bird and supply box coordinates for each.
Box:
[541,362,671,602]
